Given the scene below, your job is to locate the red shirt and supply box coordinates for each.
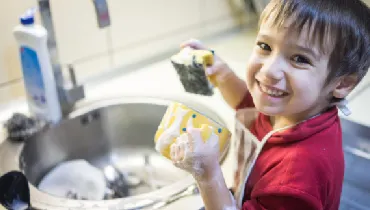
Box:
[236,93,344,210]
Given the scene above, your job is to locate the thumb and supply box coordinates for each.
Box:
[205,66,217,76]
[205,60,224,76]
[186,127,203,144]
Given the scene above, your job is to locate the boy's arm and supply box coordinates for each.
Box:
[196,165,238,210]
[234,87,255,110]
[217,72,250,109]
[170,128,239,210]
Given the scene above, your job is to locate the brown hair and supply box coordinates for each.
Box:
[259,0,370,85]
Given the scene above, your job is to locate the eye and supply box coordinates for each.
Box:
[257,42,271,51]
[292,55,311,65]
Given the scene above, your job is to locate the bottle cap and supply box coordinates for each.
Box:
[20,7,37,25]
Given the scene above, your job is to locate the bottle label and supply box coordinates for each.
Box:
[20,46,47,109]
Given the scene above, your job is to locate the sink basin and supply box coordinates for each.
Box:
[0,96,231,209]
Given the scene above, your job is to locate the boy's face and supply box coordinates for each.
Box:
[246,20,336,121]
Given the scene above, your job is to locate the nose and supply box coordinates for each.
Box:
[259,54,285,81]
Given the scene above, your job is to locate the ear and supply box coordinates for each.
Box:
[332,75,358,99]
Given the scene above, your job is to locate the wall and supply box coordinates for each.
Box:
[0,0,40,105]
[0,0,248,105]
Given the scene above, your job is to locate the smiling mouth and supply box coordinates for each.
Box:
[257,81,289,98]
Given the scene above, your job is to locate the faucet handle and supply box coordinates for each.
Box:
[64,64,85,106]
[68,64,77,87]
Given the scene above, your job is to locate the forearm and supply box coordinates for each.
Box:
[217,72,248,109]
[195,166,238,210]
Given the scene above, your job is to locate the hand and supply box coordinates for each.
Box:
[170,126,220,182]
[180,39,235,86]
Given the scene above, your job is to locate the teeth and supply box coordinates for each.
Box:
[260,84,285,97]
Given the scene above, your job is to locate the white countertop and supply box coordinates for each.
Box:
[0,59,243,210]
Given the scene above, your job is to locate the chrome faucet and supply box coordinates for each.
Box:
[37,0,85,118]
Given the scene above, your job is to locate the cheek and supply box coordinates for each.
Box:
[245,55,261,83]
[289,73,323,103]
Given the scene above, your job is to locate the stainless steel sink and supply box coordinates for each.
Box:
[0,96,231,210]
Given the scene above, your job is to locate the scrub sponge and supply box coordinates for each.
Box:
[171,47,216,96]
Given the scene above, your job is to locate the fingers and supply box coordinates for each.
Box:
[178,136,186,161]
[180,38,207,50]
[170,143,176,161]
[170,127,209,163]
[207,132,220,151]
[188,126,219,150]
[170,142,181,162]
[186,127,203,149]
[170,134,188,162]
[180,39,230,83]
[205,66,217,76]
[206,59,229,74]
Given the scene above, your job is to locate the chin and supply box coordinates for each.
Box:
[255,104,285,117]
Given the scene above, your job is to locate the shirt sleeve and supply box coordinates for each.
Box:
[235,91,255,110]
[241,195,316,210]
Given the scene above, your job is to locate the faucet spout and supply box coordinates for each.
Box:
[37,0,85,119]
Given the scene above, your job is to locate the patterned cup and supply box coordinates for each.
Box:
[154,102,231,160]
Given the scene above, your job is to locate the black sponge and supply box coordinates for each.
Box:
[4,113,46,142]
[171,48,215,96]
[172,61,214,96]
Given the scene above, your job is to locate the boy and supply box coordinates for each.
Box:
[170,0,370,209]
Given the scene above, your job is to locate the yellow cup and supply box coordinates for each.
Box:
[154,102,231,159]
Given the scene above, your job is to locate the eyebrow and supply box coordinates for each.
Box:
[258,34,320,61]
